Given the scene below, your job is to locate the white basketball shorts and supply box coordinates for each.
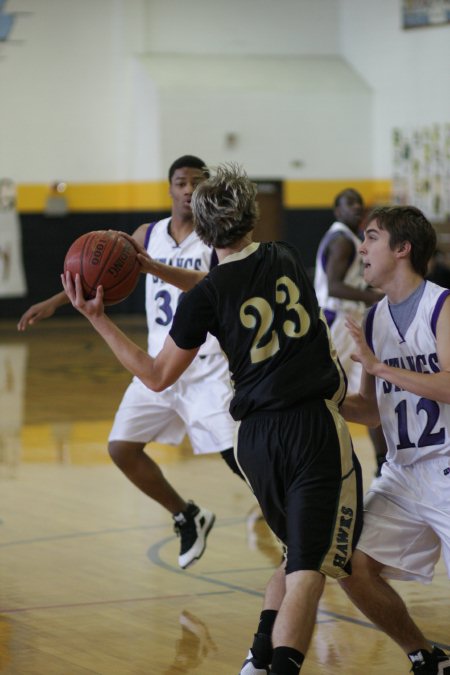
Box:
[108,353,235,455]
[357,456,450,583]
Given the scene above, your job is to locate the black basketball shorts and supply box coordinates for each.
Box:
[235,399,363,578]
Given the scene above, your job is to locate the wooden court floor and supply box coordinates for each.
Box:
[0,317,448,674]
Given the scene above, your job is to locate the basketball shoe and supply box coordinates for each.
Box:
[239,650,270,675]
[409,646,450,673]
[239,633,272,675]
[173,501,215,569]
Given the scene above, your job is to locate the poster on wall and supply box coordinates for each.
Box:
[402,0,450,28]
[0,179,28,298]
[392,123,450,223]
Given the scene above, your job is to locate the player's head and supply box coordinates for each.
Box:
[334,188,364,231]
[191,163,259,248]
[168,156,210,220]
[168,155,209,183]
[365,205,436,277]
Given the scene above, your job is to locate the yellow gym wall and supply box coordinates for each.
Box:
[16,179,392,213]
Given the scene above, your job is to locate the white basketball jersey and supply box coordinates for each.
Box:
[314,221,366,319]
[366,281,450,465]
[144,218,220,357]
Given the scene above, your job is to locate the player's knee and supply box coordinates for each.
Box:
[108,441,141,468]
[339,550,382,592]
[286,569,325,595]
[108,441,126,466]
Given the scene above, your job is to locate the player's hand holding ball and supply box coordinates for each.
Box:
[117,230,155,275]
[61,270,105,321]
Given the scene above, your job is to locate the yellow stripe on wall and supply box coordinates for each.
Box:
[16,179,392,213]
[284,179,392,208]
[17,181,172,213]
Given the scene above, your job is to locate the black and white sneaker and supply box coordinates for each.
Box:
[239,633,272,675]
[239,650,270,675]
[173,501,215,569]
[409,646,450,674]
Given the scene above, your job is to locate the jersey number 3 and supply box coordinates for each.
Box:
[239,276,310,364]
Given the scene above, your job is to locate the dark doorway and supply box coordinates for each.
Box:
[253,180,283,242]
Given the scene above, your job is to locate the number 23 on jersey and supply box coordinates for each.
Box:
[240,275,311,364]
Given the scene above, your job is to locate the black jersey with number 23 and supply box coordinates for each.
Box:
[169,241,345,420]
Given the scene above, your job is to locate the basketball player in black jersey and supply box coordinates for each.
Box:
[62,163,363,675]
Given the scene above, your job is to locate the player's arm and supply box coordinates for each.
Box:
[139,256,206,291]
[17,291,70,331]
[346,298,450,404]
[124,228,206,291]
[86,317,197,392]
[326,236,382,305]
[340,369,380,427]
[61,271,198,391]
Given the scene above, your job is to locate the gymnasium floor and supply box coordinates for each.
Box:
[0,317,448,674]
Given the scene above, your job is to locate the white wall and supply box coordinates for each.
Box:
[140,0,373,179]
[127,60,161,181]
[0,0,371,182]
[142,0,340,56]
[0,0,146,182]
[142,54,372,178]
[339,0,450,178]
[0,0,448,184]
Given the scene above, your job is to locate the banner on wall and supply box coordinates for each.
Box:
[0,179,27,298]
[402,0,450,29]
[392,123,450,222]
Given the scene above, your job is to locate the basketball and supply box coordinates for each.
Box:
[63,230,141,305]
